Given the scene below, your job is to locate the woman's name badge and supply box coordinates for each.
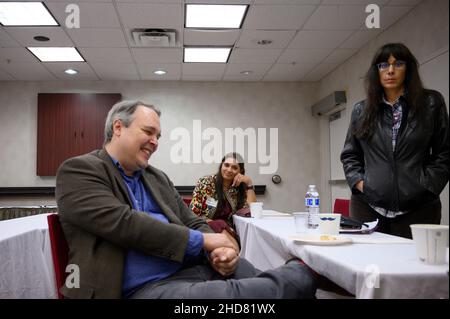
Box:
[206,197,218,208]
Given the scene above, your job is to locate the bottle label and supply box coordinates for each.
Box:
[305,198,319,207]
[308,211,319,228]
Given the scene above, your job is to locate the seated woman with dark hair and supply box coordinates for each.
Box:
[190,152,256,243]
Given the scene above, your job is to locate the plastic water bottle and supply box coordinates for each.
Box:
[305,185,320,229]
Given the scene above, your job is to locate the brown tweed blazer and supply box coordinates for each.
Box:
[55,149,212,299]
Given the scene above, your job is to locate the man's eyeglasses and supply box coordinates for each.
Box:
[376,60,406,71]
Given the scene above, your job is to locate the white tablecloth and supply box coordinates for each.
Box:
[0,214,57,299]
[234,213,449,299]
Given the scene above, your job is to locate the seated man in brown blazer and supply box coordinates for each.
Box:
[55,100,317,299]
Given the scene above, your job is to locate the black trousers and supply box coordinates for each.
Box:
[350,194,442,239]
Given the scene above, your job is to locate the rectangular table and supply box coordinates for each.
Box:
[234,212,449,299]
[0,213,57,298]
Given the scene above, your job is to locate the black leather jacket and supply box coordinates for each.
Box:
[341,89,449,211]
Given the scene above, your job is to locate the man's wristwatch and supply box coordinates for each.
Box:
[246,185,255,191]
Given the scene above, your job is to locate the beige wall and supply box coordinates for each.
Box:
[0,81,320,213]
[317,0,449,224]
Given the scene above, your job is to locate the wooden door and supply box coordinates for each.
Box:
[37,94,82,176]
[37,93,121,176]
[79,94,121,154]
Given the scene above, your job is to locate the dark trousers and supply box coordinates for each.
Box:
[350,194,442,239]
[128,258,317,299]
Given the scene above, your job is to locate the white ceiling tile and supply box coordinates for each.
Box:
[138,63,181,80]
[46,2,121,28]
[0,0,430,82]
[223,73,264,81]
[182,63,226,75]
[0,47,38,62]
[321,0,389,4]
[225,63,272,75]
[42,0,111,2]
[302,62,340,81]
[132,48,182,63]
[289,30,353,48]
[44,62,98,80]
[67,28,127,48]
[387,0,422,5]
[184,29,239,46]
[5,27,73,47]
[303,5,366,30]
[254,0,321,4]
[117,3,182,29]
[243,5,316,30]
[0,68,15,80]
[90,62,139,80]
[0,28,20,47]
[223,63,270,81]
[322,48,357,63]
[339,30,380,48]
[117,0,182,2]
[278,48,333,63]
[185,0,251,3]
[182,74,223,81]
[0,62,57,80]
[236,30,296,49]
[79,48,133,63]
[229,48,283,63]
[378,6,415,29]
[263,62,315,81]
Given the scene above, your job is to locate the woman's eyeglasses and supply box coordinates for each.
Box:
[376,60,406,71]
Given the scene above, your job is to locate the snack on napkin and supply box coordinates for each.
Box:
[320,235,337,241]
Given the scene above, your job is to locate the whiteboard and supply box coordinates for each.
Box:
[419,49,449,111]
[329,109,349,180]
[419,49,449,226]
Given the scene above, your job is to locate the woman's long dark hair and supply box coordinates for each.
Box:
[355,43,424,139]
[215,152,247,213]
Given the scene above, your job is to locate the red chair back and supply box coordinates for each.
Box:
[182,197,192,207]
[333,198,350,217]
[47,214,69,299]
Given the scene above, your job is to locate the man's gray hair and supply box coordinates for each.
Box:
[104,100,161,145]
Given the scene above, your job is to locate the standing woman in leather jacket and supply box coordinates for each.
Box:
[341,43,449,238]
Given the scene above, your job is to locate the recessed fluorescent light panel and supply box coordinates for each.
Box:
[28,47,85,62]
[184,47,231,63]
[0,2,58,26]
[185,4,248,29]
